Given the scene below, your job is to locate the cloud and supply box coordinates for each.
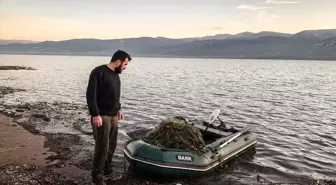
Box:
[236,4,284,23]
[265,0,299,4]
[236,4,272,11]
[257,11,285,22]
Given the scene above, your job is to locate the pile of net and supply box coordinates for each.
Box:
[142,116,206,152]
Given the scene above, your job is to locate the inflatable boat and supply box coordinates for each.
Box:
[123,109,257,177]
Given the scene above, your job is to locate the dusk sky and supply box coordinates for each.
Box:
[1,0,335,41]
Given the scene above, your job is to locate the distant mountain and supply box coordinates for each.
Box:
[0,37,188,56]
[184,31,291,41]
[249,31,292,38]
[0,39,37,45]
[1,29,336,60]
[293,29,336,40]
[314,37,336,48]
[185,34,233,41]
[229,32,255,39]
[151,36,336,60]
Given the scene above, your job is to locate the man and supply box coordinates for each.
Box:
[86,50,131,185]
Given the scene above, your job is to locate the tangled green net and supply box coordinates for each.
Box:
[142,116,206,152]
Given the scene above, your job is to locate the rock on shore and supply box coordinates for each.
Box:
[0,66,36,70]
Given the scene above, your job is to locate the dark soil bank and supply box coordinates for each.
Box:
[0,164,86,185]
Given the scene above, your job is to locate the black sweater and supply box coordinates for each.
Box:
[86,65,121,117]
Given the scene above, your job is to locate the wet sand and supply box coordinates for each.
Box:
[0,115,51,167]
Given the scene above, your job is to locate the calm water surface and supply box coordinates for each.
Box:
[0,54,335,183]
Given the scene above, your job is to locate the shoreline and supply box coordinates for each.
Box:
[0,111,191,185]
[1,109,335,185]
[0,86,192,185]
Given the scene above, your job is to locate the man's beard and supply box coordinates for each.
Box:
[115,64,122,74]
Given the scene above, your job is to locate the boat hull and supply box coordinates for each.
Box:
[124,131,257,177]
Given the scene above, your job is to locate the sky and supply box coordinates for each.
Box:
[0,0,335,41]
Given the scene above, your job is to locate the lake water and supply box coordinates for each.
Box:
[0,54,335,183]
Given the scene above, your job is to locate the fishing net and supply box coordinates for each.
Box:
[142,116,206,152]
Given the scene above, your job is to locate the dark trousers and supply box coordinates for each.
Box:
[91,116,118,181]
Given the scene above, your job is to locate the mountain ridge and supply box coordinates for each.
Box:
[1,29,336,60]
[4,29,335,44]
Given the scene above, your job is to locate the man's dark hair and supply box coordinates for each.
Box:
[111,50,132,63]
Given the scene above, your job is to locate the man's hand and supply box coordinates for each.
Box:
[92,116,103,127]
[118,111,123,121]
